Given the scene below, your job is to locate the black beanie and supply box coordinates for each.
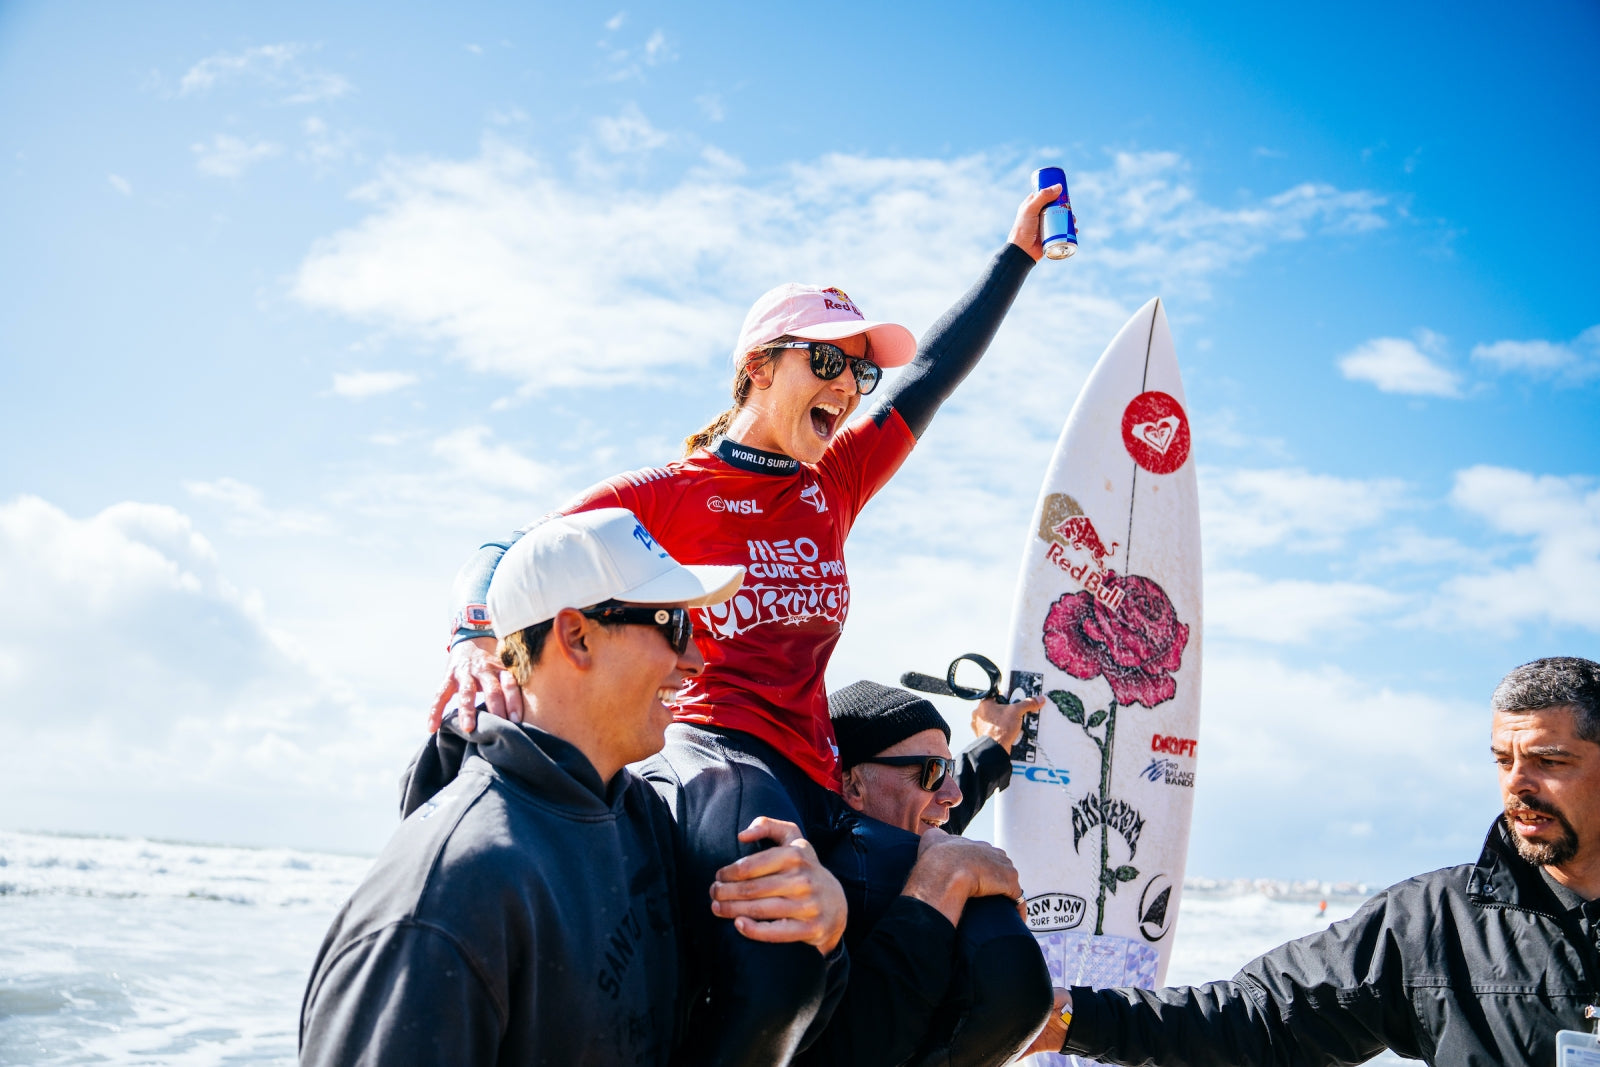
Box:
[829,680,951,771]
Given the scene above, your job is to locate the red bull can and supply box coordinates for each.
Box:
[1033,166,1078,260]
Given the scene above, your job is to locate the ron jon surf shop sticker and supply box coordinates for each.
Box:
[1121,391,1191,475]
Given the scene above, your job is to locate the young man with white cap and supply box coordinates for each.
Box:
[299,509,847,1067]
[428,186,1064,1064]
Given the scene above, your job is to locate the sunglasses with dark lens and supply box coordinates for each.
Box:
[860,754,958,792]
[772,342,882,396]
[579,602,694,654]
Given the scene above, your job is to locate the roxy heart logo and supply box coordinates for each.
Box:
[1132,414,1180,455]
[1121,391,1191,475]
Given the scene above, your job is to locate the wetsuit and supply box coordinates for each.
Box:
[449,244,1050,1065]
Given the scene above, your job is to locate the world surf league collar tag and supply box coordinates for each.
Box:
[714,437,800,476]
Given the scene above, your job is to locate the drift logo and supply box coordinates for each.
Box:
[707,496,763,515]
[1151,734,1197,758]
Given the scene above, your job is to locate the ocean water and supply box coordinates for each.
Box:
[1,830,1407,1065]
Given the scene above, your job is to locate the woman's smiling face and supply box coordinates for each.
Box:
[734,333,870,463]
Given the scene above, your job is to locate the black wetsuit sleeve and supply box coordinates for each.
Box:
[872,243,1036,440]
[945,737,1013,837]
[299,922,502,1067]
[1063,892,1409,1066]
[795,896,957,1067]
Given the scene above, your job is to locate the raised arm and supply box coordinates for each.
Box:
[945,694,1046,836]
[870,185,1058,439]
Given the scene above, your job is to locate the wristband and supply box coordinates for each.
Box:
[1057,1001,1073,1052]
[449,604,494,648]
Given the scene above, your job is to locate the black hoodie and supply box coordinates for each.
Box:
[299,715,681,1067]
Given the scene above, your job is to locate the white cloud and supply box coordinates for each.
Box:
[108,173,132,196]
[1200,467,1408,557]
[183,477,329,535]
[1337,331,1461,397]
[1188,651,1495,878]
[1472,325,1599,383]
[1437,466,1600,632]
[592,103,670,154]
[192,134,281,178]
[179,43,350,104]
[697,93,726,122]
[600,23,674,81]
[1206,570,1402,643]
[326,426,569,530]
[0,496,410,851]
[330,369,418,397]
[300,116,355,170]
[293,142,1389,395]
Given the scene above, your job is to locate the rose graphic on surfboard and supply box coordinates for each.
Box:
[997,298,1202,1067]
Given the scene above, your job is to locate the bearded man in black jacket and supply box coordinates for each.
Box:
[1033,655,1600,1067]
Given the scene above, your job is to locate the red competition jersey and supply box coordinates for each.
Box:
[558,411,916,790]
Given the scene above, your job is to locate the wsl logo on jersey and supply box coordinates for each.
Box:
[707,495,763,515]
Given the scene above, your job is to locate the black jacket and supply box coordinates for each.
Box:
[798,735,1028,1067]
[299,716,681,1067]
[1064,819,1600,1066]
[946,737,1013,838]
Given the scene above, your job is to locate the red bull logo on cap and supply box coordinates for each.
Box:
[820,287,861,317]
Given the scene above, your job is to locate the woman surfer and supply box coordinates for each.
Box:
[432,182,1064,1065]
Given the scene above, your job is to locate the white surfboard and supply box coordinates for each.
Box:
[995,298,1202,1066]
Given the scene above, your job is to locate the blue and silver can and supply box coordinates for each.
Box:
[1033,166,1077,260]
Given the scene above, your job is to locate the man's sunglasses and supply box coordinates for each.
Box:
[859,754,957,792]
[771,342,882,396]
[579,602,694,654]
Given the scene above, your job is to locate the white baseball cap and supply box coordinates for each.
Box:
[486,508,744,637]
[734,283,917,368]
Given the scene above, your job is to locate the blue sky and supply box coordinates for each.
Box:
[1,0,1596,884]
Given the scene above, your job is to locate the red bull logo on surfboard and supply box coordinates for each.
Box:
[1037,492,1124,610]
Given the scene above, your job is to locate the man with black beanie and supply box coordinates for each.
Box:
[795,681,1053,1067]
[830,679,1039,836]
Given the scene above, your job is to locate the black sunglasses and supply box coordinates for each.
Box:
[579,602,694,654]
[859,754,957,792]
[772,342,882,396]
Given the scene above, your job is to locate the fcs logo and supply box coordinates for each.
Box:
[707,496,763,515]
[799,483,828,514]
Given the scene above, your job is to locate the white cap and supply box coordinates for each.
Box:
[486,508,744,637]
